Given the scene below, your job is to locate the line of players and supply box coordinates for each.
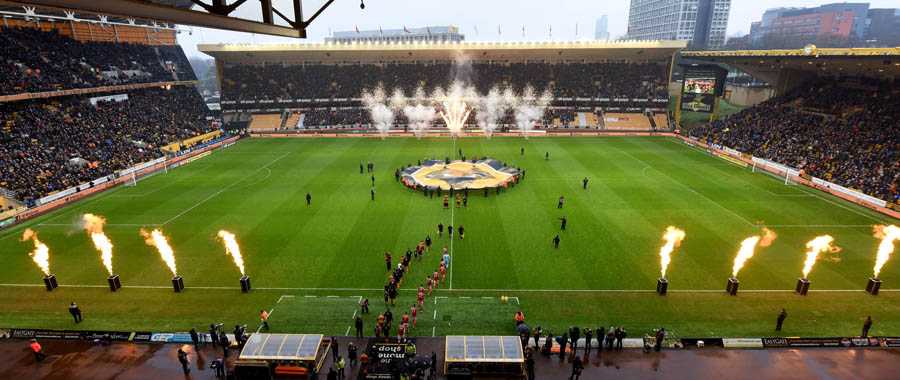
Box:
[378,233,453,339]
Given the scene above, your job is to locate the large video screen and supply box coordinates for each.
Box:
[681,66,726,113]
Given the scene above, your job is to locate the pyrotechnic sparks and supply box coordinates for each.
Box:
[82,213,114,275]
[141,229,177,276]
[872,225,900,278]
[217,230,245,276]
[513,85,553,137]
[731,228,777,278]
[802,235,838,279]
[21,228,50,276]
[658,226,686,278]
[436,82,474,136]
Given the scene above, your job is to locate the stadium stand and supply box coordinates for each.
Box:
[220,62,668,104]
[603,113,654,131]
[0,26,195,95]
[248,113,284,131]
[284,112,302,130]
[0,86,212,203]
[689,78,899,203]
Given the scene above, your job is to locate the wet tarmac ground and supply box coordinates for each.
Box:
[1,337,899,379]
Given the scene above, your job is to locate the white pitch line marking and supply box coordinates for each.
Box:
[0,284,896,293]
[759,224,873,228]
[619,143,755,227]
[432,327,436,337]
[161,152,290,226]
[794,185,886,223]
[37,223,158,227]
[256,295,288,333]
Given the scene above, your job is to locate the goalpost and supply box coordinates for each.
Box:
[751,160,794,186]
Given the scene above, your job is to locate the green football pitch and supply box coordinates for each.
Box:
[1,136,897,339]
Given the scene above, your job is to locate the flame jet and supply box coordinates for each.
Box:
[802,235,838,279]
[872,225,900,278]
[731,228,777,278]
[217,230,246,276]
[141,229,177,276]
[22,229,50,276]
[658,226,686,279]
[82,214,114,275]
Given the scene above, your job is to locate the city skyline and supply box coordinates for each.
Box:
[176,0,900,57]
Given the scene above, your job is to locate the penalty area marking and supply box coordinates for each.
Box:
[345,296,362,336]
[161,152,290,226]
[256,294,294,333]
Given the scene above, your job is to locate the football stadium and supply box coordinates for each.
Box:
[0,1,899,379]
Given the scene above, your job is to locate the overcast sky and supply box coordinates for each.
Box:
[178,0,899,58]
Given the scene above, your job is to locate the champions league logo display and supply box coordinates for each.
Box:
[401,158,521,191]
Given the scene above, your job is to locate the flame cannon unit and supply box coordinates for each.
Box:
[726,277,739,296]
[107,275,122,292]
[240,275,252,293]
[43,274,58,291]
[795,278,810,296]
[172,276,185,292]
[866,278,882,295]
[656,278,668,295]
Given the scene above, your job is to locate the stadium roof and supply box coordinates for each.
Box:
[8,0,324,37]
[200,40,686,64]
[682,46,900,82]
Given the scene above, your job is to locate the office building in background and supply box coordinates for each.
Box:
[626,0,731,49]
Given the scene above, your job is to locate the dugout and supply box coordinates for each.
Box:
[234,333,328,379]
[444,336,525,379]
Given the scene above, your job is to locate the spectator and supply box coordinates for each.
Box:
[690,78,899,203]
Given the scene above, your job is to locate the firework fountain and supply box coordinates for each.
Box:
[22,228,56,291]
[402,86,437,139]
[868,224,899,295]
[475,87,506,138]
[361,80,551,138]
[82,214,121,291]
[361,86,395,139]
[514,85,554,138]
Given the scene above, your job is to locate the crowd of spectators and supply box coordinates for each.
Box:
[221,61,668,103]
[0,86,212,202]
[689,79,899,203]
[1,26,195,95]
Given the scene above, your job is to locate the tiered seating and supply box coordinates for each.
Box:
[602,113,653,131]
[248,114,283,131]
[690,78,899,202]
[284,112,302,130]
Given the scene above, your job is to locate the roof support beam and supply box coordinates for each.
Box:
[10,0,314,38]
